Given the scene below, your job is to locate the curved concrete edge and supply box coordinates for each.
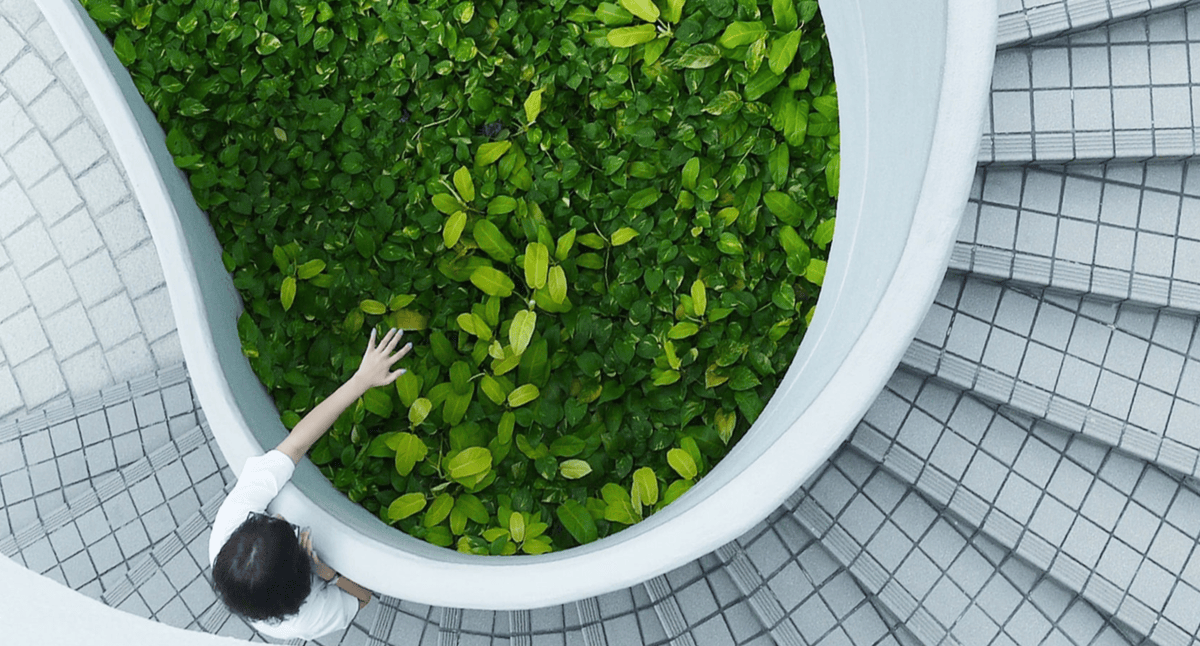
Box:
[38,0,997,610]
[0,554,245,646]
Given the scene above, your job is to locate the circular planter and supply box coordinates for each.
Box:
[43,0,996,610]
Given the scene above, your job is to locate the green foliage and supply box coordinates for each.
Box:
[84,0,837,554]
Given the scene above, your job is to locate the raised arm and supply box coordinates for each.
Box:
[276,328,413,464]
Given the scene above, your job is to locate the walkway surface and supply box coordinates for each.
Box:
[5,0,1200,645]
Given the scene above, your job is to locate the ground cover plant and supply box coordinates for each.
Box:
[84,0,838,555]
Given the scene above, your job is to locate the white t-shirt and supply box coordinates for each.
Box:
[208,450,360,641]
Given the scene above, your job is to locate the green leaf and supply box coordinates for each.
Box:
[729,366,761,390]
[280,276,296,311]
[361,300,387,315]
[825,153,840,197]
[297,259,326,280]
[610,227,639,246]
[548,266,568,304]
[363,388,393,417]
[470,266,515,297]
[453,166,475,203]
[718,21,766,48]
[448,447,493,479]
[716,232,744,256]
[632,467,659,507]
[487,196,518,215]
[667,321,699,339]
[480,375,509,404]
[456,494,490,524]
[663,0,686,23]
[555,229,577,261]
[773,0,798,30]
[619,0,659,22]
[704,90,742,116]
[682,158,700,190]
[408,398,433,426]
[388,493,427,522]
[602,484,638,524]
[432,193,462,214]
[715,409,737,444]
[676,43,720,69]
[578,233,607,249]
[444,211,467,248]
[476,141,511,166]
[473,220,516,262]
[627,187,661,210]
[667,448,698,479]
[806,259,827,286]
[509,310,537,355]
[814,218,837,250]
[559,459,593,479]
[764,191,802,225]
[767,142,789,187]
[394,432,428,475]
[769,30,803,76]
[114,31,136,65]
[424,493,455,527]
[744,68,784,101]
[507,384,540,407]
[524,88,544,125]
[607,24,657,48]
[556,499,599,544]
[509,511,526,542]
[396,372,421,407]
[524,242,549,289]
[595,2,634,25]
[690,279,707,317]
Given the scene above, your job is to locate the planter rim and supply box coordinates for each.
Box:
[40,0,997,609]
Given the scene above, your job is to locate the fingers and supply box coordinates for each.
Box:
[367,327,377,351]
[384,328,404,353]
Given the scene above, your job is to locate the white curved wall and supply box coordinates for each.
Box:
[41,0,996,610]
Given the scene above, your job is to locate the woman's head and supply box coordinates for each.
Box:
[212,513,312,622]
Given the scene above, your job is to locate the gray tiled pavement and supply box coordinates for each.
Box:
[11,0,1200,644]
[0,0,180,424]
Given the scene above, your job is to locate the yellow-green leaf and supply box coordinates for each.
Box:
[555,229,576,261]
[280,276,296,311]
[424,493,454,527]
[559,459,593,479]
[448,447,492,479]
[453,166,475,202]
[360,299,387,315]
[444,210,467,248]
[619,0,659,22]
[473,219,516,262]
[509,309,537,355]
[524,242,549,289]
[391,309,428,331]
[509,511,526,542]
[480,375,509,404]
[296,259,326,280]
[475,140,511,166]
[548,265,567,304]
[664,0,685,23]
[393,432,427,475]
[768,29,802,75]
[607,24,656,47]
[432,193,461,214]
[691,279,707,317]
[718,21,766,48]
[667,448,698,480]
[508,384,540,407]
[408,398,432,426]
[457,313,478,336]
[632,467,659,507]
[805,259,826,286]
[715,408,736,444]
[470,266,515,297]
[595,2,634,25]
[610,227,639,246]
[667,321,699,339]
[387,493,427,521]
[524,88,544,125]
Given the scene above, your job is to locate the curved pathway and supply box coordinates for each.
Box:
[5,0,1200,644]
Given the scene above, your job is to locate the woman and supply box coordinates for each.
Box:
[208,328,413,640]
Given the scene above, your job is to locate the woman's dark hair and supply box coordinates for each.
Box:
[212,514,312,622]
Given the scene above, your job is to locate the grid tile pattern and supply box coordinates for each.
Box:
[0,4,180,424]
[982,5,1200,163]
[955,162,1200,310]
[854,372,1200,644]
[906,274,1200,479]
[997,0,1189,48]
[795,450,1138,645]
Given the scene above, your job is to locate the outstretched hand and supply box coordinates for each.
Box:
[352,328,413,389]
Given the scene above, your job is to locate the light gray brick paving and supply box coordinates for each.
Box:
[50,120,104,177]
[856,372,1200,642]
[27,168,82,224]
